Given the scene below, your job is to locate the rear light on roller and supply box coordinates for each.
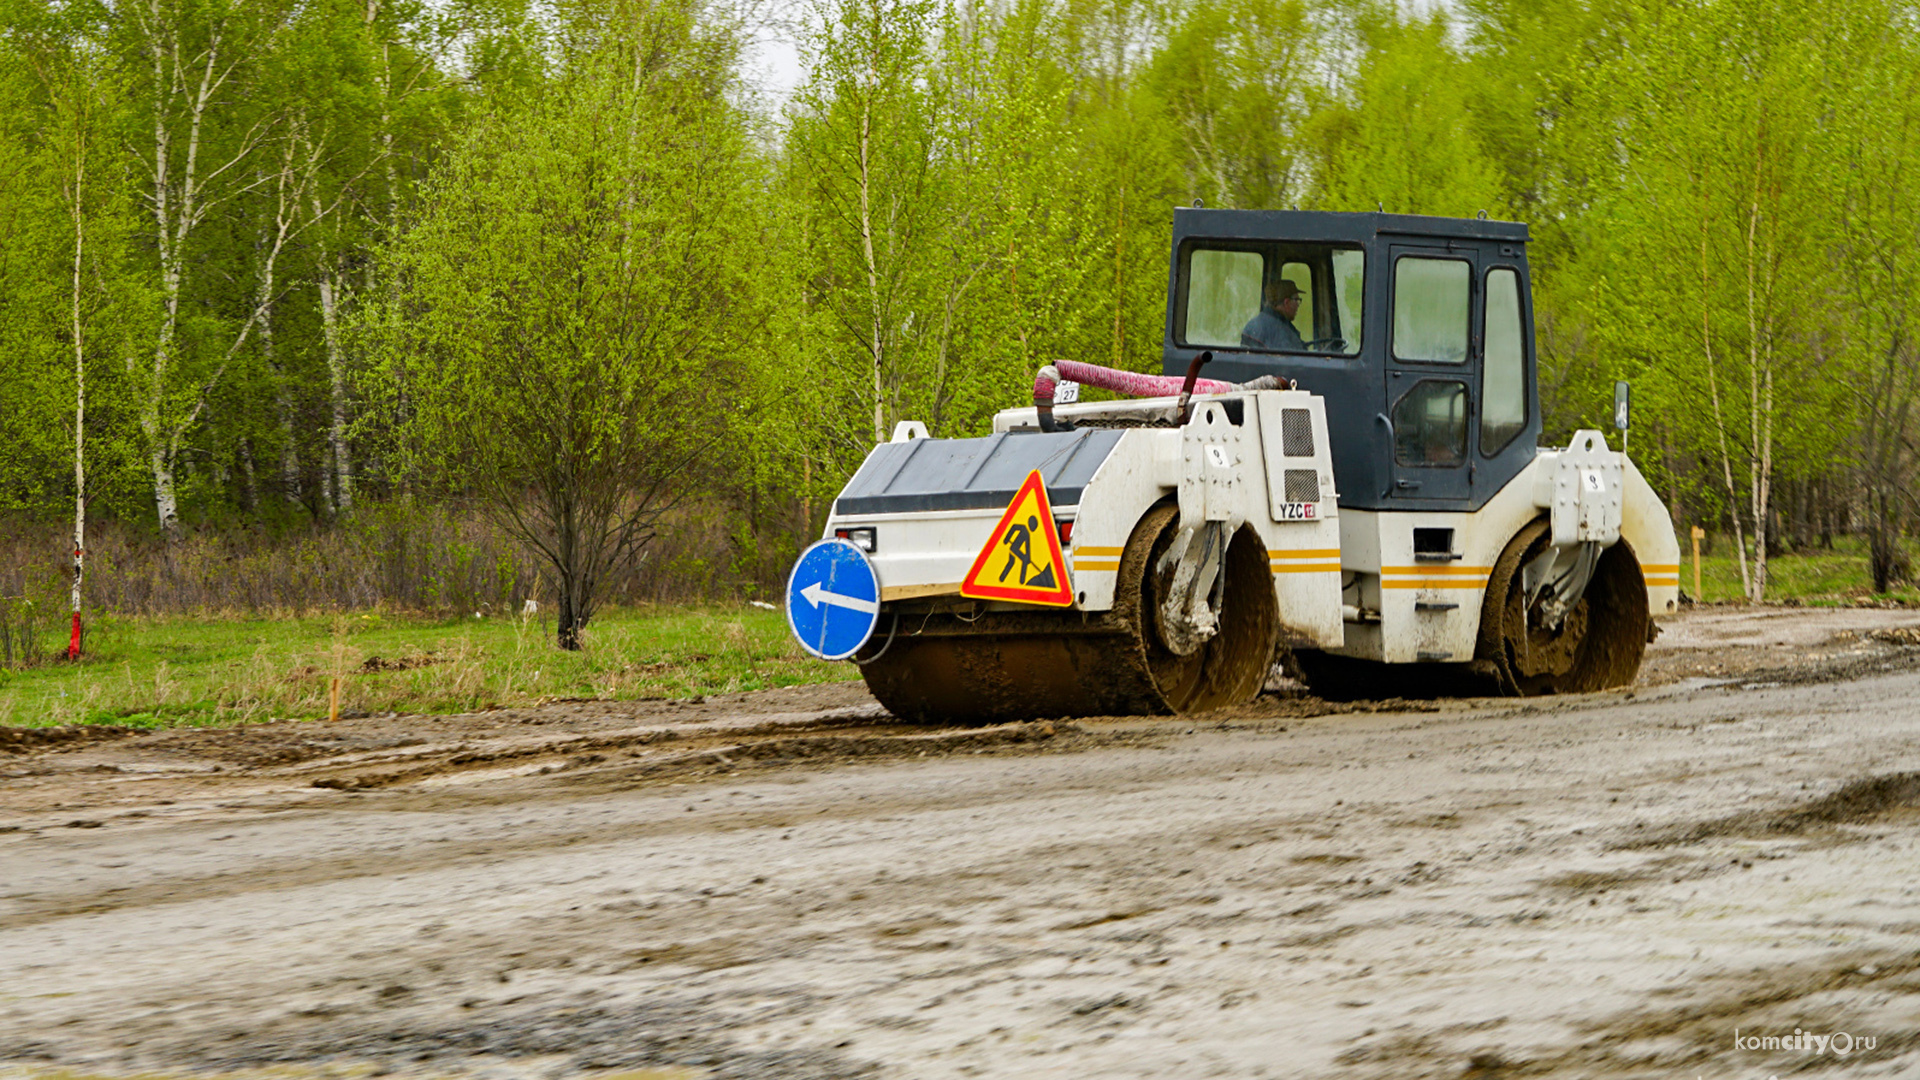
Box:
[834,526,877,552]
[1055,519,1073,546]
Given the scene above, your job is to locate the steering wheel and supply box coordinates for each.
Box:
[1306,337,1347,352]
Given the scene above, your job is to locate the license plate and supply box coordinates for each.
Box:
[1275,503,1318,521]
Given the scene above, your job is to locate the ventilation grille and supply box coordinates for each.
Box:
[1282,409,1314,456]
[1284,469,1320,503]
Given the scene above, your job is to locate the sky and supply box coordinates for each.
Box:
[730,0,1458,111]
[737,0,806,105]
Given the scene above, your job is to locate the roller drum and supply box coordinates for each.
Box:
[859,505,1280,723]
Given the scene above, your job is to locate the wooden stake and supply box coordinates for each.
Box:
[329,614,346,722]
[1691,525,1706,601]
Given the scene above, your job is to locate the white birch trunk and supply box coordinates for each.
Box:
[150,447,181,532]
[132,0,282,538]
[1700,215,1752,599]
[238,438,258,510]
[277,391,303,506]
[1743,158,1777,602]
[859,78,885,444]
[315,255,353,513]
[70,138,86,658]
[1112,185,1126,368]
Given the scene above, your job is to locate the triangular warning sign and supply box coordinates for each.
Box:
[960,470,1074,606]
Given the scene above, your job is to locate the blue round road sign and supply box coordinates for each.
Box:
[786,539,881,661]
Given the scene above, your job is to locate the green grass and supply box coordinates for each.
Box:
[1684,534,1920,605]
[0,605,858,729]
[4,533,1911,731]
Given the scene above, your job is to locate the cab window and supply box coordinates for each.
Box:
[1392,257,1469,364]
[1393,379,1469,466]
[1482,267,1527,453]
[1178,243,1364,355]
[1182,249,1264,348]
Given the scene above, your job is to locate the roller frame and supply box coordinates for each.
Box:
[1323,428,1679,668]
[826,389,1348,651]
[820,398,1681,714]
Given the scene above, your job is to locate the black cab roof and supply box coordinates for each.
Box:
[1171,207,1529,246]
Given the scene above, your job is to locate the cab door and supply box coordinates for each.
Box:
[1384,245,1478,505]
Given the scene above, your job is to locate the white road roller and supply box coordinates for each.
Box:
[789,210,1680,722]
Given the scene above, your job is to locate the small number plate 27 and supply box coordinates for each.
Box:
[1275,502,1318,521]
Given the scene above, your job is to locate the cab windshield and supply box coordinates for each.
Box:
[1176,242,1365,356]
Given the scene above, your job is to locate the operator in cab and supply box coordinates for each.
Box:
[1240,279,1305,351]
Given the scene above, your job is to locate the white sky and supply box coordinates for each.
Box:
[732,0,1456,111]
[738,1,807,106]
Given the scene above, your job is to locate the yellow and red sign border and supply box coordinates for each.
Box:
[959,470,1074,606]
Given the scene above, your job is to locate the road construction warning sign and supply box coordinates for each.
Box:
[960,470,1073,606]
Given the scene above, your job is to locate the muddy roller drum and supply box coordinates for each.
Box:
[1472,518,1651,695]
[858,504,1280,723]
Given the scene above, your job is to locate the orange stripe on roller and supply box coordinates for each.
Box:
[1267,548,1341,559]
[1380,565,1492,575]
[1642,564,1681,572]
[1073,546,1124,557]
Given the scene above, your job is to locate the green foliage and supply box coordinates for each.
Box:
[1146,0,1311,210]
[0,0,1918,616]
[361,3,763,646]
[1310,7,1502,217]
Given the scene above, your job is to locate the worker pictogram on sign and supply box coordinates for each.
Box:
[960,470,1073,606]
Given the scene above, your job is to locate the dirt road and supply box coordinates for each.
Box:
[6,606,1920,1080]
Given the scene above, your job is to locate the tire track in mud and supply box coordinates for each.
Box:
[1619,769,1920,850]
[1336,951,1920,1078]
[0,719,1099,931]
[302,711,1074,791]
[0,685,1437,826]
[176,993,885,1080]
[9,612,1920,1080]
[0,700,1418,931]
[0,671,1891,935]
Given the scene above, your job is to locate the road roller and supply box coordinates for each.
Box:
[784,209,1681,721]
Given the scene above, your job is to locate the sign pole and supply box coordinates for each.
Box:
[1613,381,1631,454]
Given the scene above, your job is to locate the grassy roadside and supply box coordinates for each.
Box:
[3,535,1913,731]
[0,605,857,729]
[1683,534,1920,605]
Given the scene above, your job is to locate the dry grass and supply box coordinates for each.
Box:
[0,498,798,630]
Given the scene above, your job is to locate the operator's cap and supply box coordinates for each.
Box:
[1272,279,1302,301]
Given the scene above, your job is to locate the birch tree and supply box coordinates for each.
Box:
[789,0,941,446]
[124,0,293,537]
[1310,7,1502,217]
[4,0,140,646]
[51,34,103,655]
[281,0,460,515]
[1146,0,1313,211]
[363,1,764,648]
[930,0,1092,430]
[1521,0,1850,601]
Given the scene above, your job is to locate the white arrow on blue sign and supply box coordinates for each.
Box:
[786,539,882,660]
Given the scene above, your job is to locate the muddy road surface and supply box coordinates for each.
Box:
[6,606,1920,1080]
